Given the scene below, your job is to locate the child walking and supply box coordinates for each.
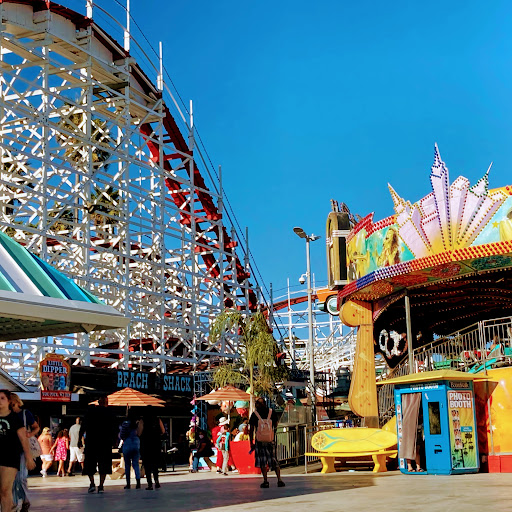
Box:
[216,422,230,476]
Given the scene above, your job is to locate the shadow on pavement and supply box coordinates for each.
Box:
[31,473,383,512]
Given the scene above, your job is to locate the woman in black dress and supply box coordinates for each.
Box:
[0,389,35,511]
[138,407,165,490]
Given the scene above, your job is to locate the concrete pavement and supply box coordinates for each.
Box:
[27,466,512,512]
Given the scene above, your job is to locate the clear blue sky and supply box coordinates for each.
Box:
[127,0,512,300]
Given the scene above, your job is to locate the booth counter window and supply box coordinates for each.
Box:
[428,402,441,435]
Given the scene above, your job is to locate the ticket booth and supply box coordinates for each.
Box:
[384,371,479,475]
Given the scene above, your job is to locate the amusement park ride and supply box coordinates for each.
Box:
[0,0,262,383]
[0,0,352,386]
[4,6,512,460]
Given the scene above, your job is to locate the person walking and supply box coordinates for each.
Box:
[0,389,35,512]
[119,412,141,490]
[138,407,165,490]
[10,393,39,512]
[51,430,69,477]
[67,417,84,476]
[191,430,215,473]
[38,428,53,477]
[210,417,223,473]
[249,397,285,488]
[79,396,115,494]
[215,423,231,476]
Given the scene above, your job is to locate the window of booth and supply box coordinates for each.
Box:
[428,401,441,435]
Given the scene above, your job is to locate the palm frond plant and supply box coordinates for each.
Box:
[86,186,120,227]
[209,309,288,413]
[57,108,111,166]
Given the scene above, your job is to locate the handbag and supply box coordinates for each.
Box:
[28,436,42,458]
[24,411,42,458]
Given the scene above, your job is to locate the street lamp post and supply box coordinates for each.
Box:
[293,226,320,424]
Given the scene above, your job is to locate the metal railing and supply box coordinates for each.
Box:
[275,424,307,466]
[377,316,512,421]
[303,421,340,473]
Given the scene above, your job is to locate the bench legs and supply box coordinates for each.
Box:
[318,454,389,473]
[320,456,336,474]
[372,453,388,473]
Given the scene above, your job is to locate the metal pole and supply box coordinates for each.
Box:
[124,0,130,52]
[269,282,274,330]
[306,237,316,422]
[405,292,414,374]
[287,278,296,369]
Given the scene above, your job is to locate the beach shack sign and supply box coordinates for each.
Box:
[116,370,192,394]
[39,354,71,402]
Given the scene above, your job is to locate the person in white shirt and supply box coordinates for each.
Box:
[67,417,84,476]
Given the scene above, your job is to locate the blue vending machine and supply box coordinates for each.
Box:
[390,371,479,475]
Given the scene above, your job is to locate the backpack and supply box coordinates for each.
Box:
[255,409,274,443]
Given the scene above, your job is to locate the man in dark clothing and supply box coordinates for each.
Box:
[79,396,114,493]
[249,397,285,488]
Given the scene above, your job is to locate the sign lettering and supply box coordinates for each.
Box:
[40,354,71,402]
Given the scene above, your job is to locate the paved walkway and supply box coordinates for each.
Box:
[28,467,512,512]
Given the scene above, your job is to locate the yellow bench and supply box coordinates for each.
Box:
[305,428,398,473]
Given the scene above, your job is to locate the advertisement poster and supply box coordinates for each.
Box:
[39,354,71,402]
[447,389,477,469]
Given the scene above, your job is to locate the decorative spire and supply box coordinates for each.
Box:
[388,184,402,211]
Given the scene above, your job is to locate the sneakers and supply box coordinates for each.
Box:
[97,486,104,494]
[260,481,270,488]
[277,480,286,487]
[88,484,96,493]
[40,470,47,478]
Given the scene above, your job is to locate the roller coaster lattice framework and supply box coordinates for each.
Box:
[0,0,259,384]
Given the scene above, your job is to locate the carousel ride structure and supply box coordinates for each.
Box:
[327,144,512,428]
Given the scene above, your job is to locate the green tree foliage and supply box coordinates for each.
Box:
[87,186,120,226]
[58,109,111,166]
[209,309,288,398]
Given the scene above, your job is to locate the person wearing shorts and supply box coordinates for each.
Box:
[38,428,54,477]
[68,418,84,476]
[10,393,39,512]
[79,397,114,494]
[0,390,35,512]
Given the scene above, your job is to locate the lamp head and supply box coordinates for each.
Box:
[293,227,307,239]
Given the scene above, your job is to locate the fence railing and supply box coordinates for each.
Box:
[377,316,512,421]
[302,421,341,473]
[275,424,307,465]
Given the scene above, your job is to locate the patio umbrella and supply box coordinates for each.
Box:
[89,387,165,407]
[196,385,252,424]
[196,385,251,401]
